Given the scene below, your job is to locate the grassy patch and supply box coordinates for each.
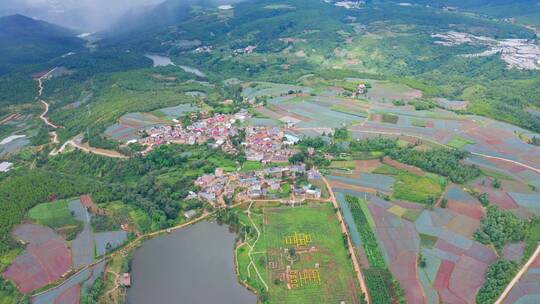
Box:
[402,209,423,222]
[241,160,264,172]
[106,202,155,233]
[447,136,475,149]
[419,233,438,248]
[330,104,368,117]
[524,220,540,260]
[412,119,427,127]
[483,169,515,181]
[236,203,359,304]
[393,171,445,203]
[372,164,399,176]
[381,113,399,124]
[329,160,357,170]
[28,199,82,229]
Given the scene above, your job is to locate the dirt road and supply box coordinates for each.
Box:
[50,134,128,159]
[36,68,61,144]
[321,175,371,304]
[39,100,60,129]
[495,244,540,304]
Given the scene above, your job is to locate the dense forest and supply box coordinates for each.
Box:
[474,205,528,250]
[476,259,518,304]
[45,144,242,228]
[0,170,104,254]
[388,147,481,183]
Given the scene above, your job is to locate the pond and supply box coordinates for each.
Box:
[145,54,207,77]
[127,221,256,304]
[145,54,174,67]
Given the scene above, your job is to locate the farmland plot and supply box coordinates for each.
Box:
[238,203,360,304]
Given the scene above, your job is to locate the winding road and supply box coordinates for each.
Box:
[36,68,61,145]
[50,133,128,158]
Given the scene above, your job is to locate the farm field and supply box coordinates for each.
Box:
[347,79,422,103]
[393,172,446,204]
[152,103,198,121]
[344,195,409,304]
[28,199,83,234]
[236,203,360,304]
[3,224,72,293]
[242,82,313,100]
[105,112,166,142]
[447,136,475,149]
[331,167,522,304]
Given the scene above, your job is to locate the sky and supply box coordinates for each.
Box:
[0,0,165,31]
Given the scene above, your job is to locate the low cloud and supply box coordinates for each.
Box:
[0,0,165,31]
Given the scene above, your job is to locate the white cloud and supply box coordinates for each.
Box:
[1,0,165,31]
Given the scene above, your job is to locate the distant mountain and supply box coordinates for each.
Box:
[104,0,246,37]
[0,14,84,74]
[387,0,540,26]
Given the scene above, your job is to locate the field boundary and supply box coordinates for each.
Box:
[495,244,540,304]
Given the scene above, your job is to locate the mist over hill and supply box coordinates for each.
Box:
[0,0,164,31]
[0,14,84,74]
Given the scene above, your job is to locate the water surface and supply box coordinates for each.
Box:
[145,54,174,67]
[127,221,256,304]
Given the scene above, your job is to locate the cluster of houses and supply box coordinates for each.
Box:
[233,45,257,55]
[194,46,213,54]
[244,126,299,163]
[192,165,322,207]
[138,110,249,153]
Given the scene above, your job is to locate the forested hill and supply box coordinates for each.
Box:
[385,0,540,26]
[0,14,84,74]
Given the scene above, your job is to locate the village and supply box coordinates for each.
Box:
[137,110,248,153]
[192,164,322,207]
[132,107,323,207]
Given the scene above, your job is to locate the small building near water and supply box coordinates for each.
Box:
[119,273,132,287]
[184,210,198,219]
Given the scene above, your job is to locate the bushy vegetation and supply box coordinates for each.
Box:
[45,144,239,229]
[81,277,106,304]
[474,205,528,250]
[0,170,102,255]
[0,277,23,304]
[388,147,481,183]
[346,196,386,268]
[476,259,518,304]
[524,219,540,260]
[345,195,405,304]
[393,172,446,204]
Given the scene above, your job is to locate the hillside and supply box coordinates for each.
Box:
[386,0,540,27]
[0,14,84,74]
